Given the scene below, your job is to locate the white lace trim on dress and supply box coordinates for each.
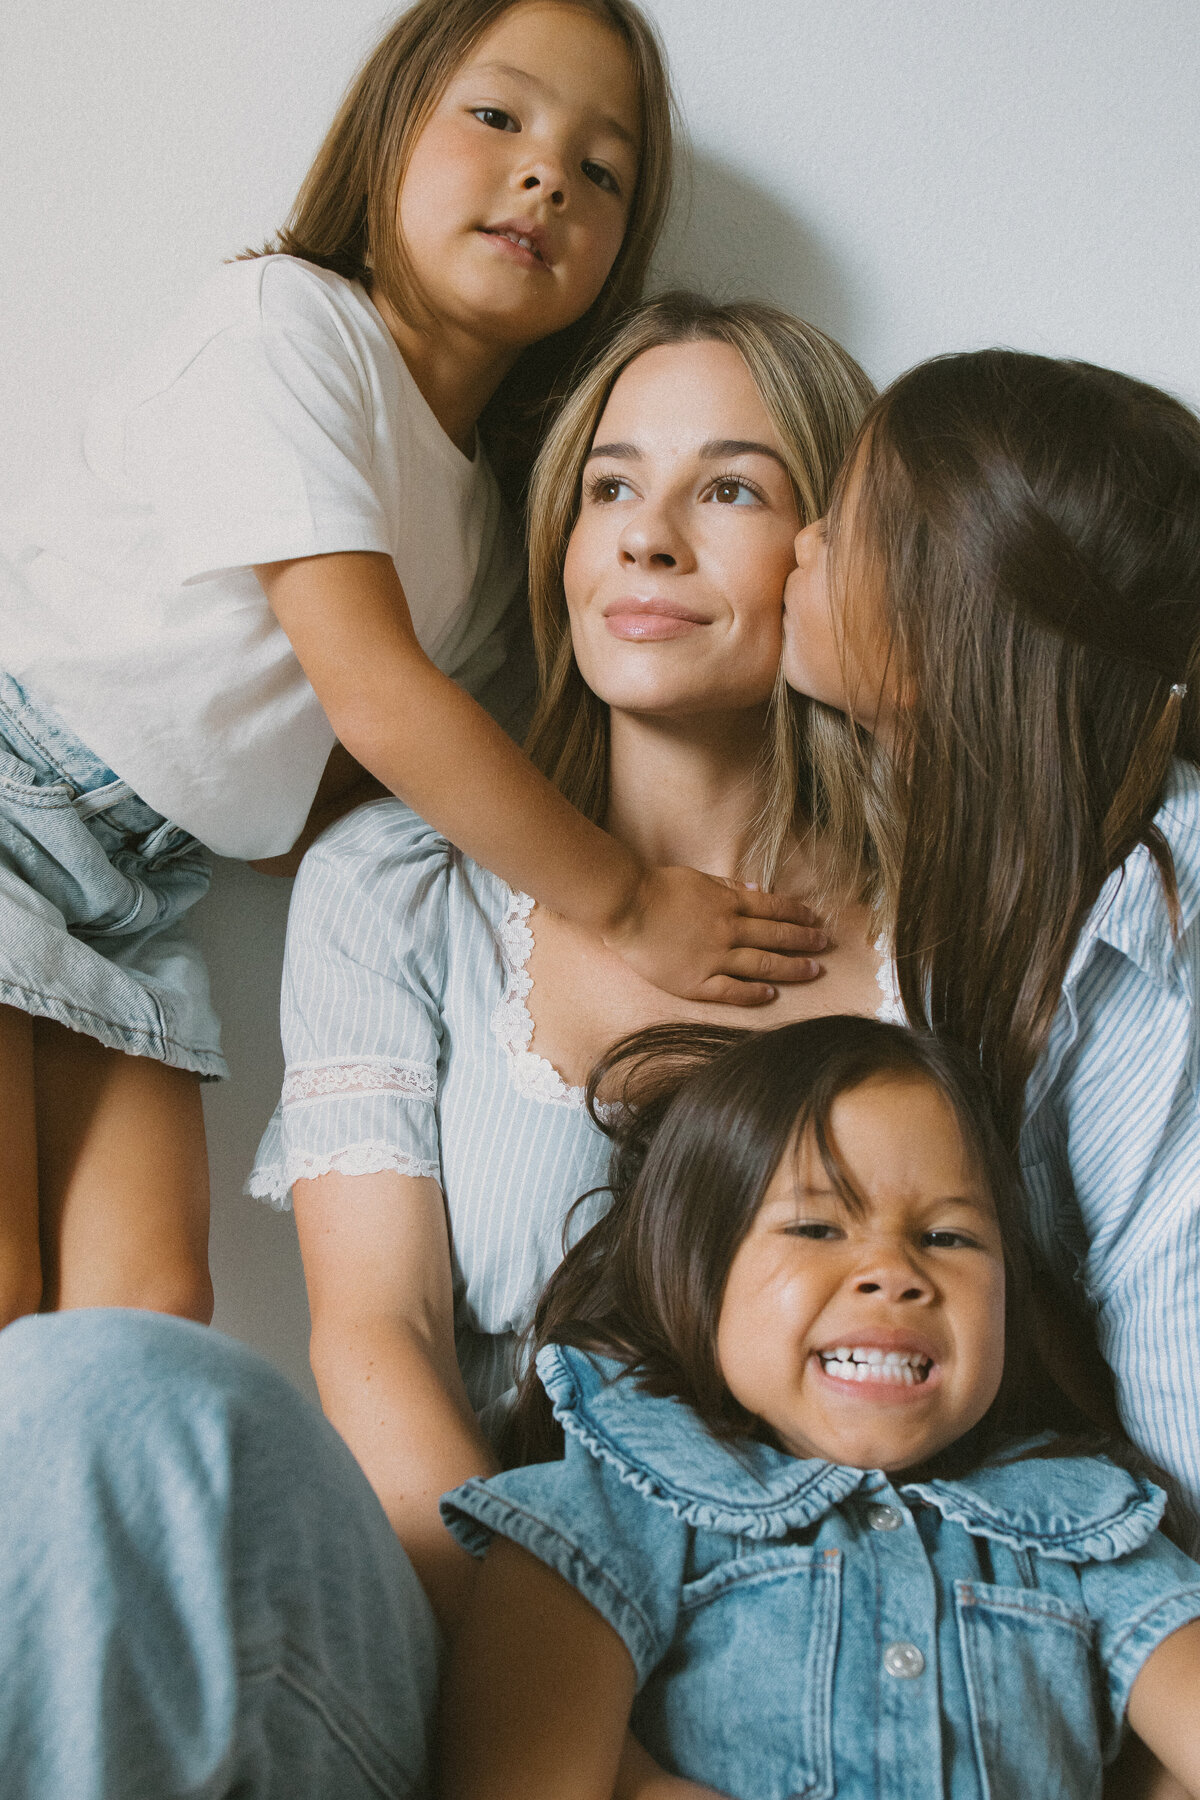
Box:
[246,1143,441,1212]
[281,1056,436,1109]
[489,890,587,1110]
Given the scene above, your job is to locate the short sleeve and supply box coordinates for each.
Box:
[1078,1529,1200,1739]
[441,1434,688,1687]
[248,801,450,1207]
[123,262,392,583]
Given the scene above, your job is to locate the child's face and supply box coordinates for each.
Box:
[780,457,900,742]
[563,339,801,721]
[716,1074,1007,1472]
[398,3,640,351]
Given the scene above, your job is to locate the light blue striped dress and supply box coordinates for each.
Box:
[252,764,1200,1545]
[250,801,614,1423]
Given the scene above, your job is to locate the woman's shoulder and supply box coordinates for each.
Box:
[291,799,510,941]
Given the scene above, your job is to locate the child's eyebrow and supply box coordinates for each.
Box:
[466,62,640,151]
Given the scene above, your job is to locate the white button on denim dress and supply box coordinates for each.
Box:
[444,1345,1200,1800]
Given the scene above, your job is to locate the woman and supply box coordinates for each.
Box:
[781,348,1200,1556]
[249,292,879,1628]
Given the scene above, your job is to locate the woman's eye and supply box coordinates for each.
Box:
[587,474,634,503]
[471,107,518,132]
[582,160,620,195]
[708,478,759,506]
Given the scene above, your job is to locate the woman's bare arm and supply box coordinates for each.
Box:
[294,1168,492,1634]
[439,1537,636,1800]
[257,551,826,1006]
[440,1539,728,1800]
[1126,1618,1200,1796]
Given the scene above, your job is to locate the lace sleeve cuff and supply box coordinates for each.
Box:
[247,1057,441,1210]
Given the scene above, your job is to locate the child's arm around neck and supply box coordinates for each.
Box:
[257,549,827,1006]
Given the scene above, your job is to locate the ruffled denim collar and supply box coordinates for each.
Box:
[538,1344,1166,1560]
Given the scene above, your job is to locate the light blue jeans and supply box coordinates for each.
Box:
[0,1310,439,1799]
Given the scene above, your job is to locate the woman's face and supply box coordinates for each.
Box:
[781,458,900,741]
[562,340,802,721]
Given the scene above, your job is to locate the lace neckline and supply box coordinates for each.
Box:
[489,890,588,1110]
[488,896,905,1110]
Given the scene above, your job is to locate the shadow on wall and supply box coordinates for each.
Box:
[198,856,320,1402]
[652,152,869,361]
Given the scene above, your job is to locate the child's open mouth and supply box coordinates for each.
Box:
[818,1347,933,1386]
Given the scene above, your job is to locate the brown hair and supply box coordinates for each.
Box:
[248,0,675,503]
[501,1015,1066,1474]
[523,291,876,889]
[825,351,1200,1143]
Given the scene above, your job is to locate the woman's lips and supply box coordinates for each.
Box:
[603,601,709,641]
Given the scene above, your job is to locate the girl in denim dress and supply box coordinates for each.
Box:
[439,1017,1200,1800]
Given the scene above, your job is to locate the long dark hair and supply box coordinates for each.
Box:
[831,351,1200,1143]
[244,0,675,506]
[502,1015,1095,1477]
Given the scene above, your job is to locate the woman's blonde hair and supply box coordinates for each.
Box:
[250,0,675,501]
[524,292,876,892]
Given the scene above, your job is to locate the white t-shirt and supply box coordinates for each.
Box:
[0,257,522,858]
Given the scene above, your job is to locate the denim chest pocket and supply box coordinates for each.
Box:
[635,1545,840,1800]
[956,1580,1103,1799]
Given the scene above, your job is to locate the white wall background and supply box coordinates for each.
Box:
[4,0,1198,1398]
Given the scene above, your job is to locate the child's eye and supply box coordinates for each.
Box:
[582,160,621,195]
[783,1221,842,1240]
[922,1229,978,1250]
[471,107,518,133]
[706,476,762,506]
[585,473,635,503]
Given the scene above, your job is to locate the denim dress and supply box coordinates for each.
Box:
[443,1346,1200,1800]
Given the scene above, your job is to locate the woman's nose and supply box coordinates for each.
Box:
[617,504,689,571]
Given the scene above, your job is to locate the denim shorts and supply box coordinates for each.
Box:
[0,671,225,1077]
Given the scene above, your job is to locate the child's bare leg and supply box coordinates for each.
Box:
[0,1006,44,1324]
[33,1020,212,1322]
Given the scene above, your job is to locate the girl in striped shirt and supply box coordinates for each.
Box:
[782,349,1200,1552]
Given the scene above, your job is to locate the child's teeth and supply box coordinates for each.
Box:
[819,1347,931,1384]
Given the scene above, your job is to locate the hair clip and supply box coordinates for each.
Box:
[1171,681,1188,699]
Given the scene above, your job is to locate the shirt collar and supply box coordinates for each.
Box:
[539,1345,1165,1558]
[1066,758,1200,993]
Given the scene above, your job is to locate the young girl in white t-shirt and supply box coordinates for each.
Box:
[0,0,827,1331]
